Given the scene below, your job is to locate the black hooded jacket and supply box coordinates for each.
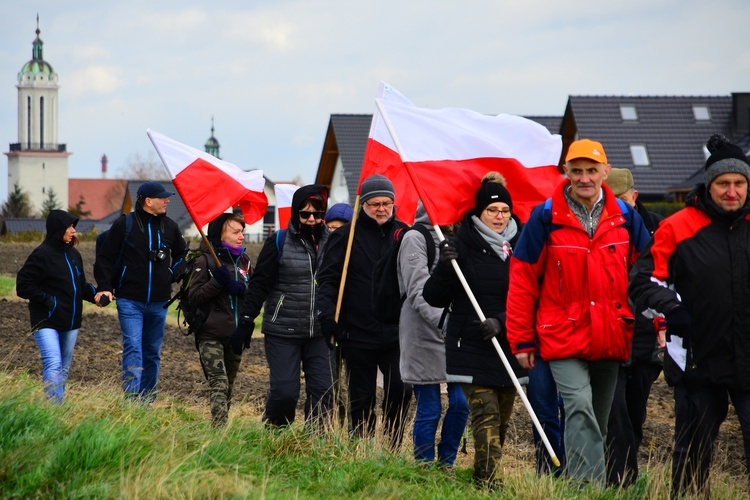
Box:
[17,210,96,331]
[188,213,252,342]
[240,185,330,338]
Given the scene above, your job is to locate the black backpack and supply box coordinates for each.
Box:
[167,249,215,336]
[95,213,134,289]
[373,223,435,324]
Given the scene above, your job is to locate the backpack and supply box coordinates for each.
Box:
[373,223,436,324]
[167,249,216,336]
[95,213,134,289]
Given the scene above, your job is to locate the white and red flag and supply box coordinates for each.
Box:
[358,82,417,222]
[146,129,268,228]
[363,83,563,225]
[274,184,300,230]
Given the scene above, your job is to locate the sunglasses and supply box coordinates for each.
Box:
[300,210,325,220]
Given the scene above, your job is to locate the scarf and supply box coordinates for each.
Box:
[221,241,243,256]
[471,215,518,261]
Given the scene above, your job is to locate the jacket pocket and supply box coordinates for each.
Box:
[270,293,285,323]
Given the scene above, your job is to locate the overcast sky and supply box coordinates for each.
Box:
[2,0,749,203]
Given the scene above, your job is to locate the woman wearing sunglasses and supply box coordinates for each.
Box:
[231,184,335,429]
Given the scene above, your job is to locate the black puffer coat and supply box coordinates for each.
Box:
[423,212,526,389]
[17,210,96,331]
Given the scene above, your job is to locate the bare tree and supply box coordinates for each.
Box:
[117,151,169,180]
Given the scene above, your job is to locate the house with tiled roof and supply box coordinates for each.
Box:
[315,93,750,205]
[68,178,127,220]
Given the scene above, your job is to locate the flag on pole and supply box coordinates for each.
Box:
[364,83,563,225]
[274,184,300,230]
[358,82,418,222]
[146,129,268,228]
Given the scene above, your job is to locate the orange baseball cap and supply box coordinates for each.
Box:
[565,139,608,164]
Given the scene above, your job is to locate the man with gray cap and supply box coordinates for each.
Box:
[629,134,750,496]
[95,180,186,403]
[316,174,412,449]
[604,168,664,487]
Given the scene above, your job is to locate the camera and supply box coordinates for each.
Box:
[149,248,168,262]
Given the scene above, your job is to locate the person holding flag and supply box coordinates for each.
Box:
[422,172,526,490]
[94,181,187,403]
[506,139,649,487]
[316,174,413,450]
[188,213,252,427]
[231,185,335,429]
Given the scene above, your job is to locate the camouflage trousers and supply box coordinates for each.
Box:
[460,384,516,485]
[198,339,242,426]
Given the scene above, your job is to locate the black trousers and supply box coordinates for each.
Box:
[342,342,413,450]
[606,362,661,486]
[671,383,750,497]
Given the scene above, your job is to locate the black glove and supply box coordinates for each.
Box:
[225,280,246,296]
[44,295,56,311]
[320,316,340,350]
[438,240,458,264]
[480,317,505,341]
[213,266,232,287]
[229,315,254,355]
[665,305,691,343]
[99,295,111,307]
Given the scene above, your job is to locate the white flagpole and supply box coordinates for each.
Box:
[375,98,560,468]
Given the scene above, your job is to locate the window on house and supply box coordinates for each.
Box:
[630,145,650,166]
[693,105,710,121]
[620,105,638,121]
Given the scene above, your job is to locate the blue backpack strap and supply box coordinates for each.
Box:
[275,229,287,261]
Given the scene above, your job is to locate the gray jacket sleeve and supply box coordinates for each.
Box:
[397,229,443,330]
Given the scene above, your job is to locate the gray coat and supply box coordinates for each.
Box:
[397,210,445,385]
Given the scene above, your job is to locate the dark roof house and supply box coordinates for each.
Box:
[560,93,750,200]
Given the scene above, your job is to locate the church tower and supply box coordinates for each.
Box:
[6,16,70,215]
[204,116,221,159]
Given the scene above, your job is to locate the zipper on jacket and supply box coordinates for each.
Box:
[147,219,153,302]
[271,293,285,322]
[307,251,316,338]
[64,251,78,331]
[557,260,562,293]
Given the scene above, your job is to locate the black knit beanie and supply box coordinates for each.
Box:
[474,178,513,215]
[703,134,750,187]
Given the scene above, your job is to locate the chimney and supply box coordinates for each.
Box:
[733,92,750,134]
[101,154,108,178]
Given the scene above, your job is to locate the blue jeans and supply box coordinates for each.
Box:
[117,298,168,400]
[412,383,469,465]
[526,355,566,475]
[34,328,79,404]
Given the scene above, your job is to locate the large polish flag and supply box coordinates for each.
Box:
[358,82,418,223]
[147,129,268,229]
[363,83,563,225]
[274,184,300,230]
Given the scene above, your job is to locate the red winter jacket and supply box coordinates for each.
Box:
[506,181,650,362]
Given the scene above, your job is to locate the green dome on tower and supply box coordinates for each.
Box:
[18,16,57,84]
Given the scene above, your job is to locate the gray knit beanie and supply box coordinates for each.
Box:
[360,174,395,203]
[703,134,750,187]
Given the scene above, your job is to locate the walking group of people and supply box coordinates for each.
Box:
[17,135,750,495]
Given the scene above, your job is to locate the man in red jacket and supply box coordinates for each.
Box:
[506,139,649,487]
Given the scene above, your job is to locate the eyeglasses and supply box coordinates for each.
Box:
[300,210,325,220]
[485,207,512,218]
[364,200,394,209]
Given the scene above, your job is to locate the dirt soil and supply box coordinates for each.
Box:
[0,241,746,481]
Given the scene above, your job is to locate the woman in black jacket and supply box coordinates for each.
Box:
[188,213,251,426]
[231,185,334,428]
[16,209,97,403]
[423,173,526,489]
